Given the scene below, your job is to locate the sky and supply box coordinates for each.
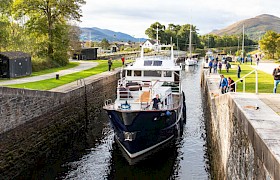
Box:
[79,0,280,38]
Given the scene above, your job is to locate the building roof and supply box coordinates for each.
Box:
[144,39,157,45]
[0,51,30,59]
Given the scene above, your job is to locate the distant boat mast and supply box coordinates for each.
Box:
[189,24,192,58]
[242,24,245,60]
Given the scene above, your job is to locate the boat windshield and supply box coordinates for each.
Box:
[144,60,162,66]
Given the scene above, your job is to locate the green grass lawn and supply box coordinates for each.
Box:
[220,62,274,93]
[7,60,127,90]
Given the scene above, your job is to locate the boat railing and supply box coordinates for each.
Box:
[104,99,112,106]
[165,102,178,110]
[118,77,126,86]
[117,88,141,100]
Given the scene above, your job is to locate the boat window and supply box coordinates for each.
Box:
[144,71,161,77]
[134,70,142,76]
[144,60,162,66]
[174,71,180,82]
[153,61,162,66]
[144,61,152,66]
[127,70,132,76]
[163,71,172,77]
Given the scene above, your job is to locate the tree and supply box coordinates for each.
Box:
[0,0,12,15]
[0,0,12,51]
[276,36,280,59]
[260,31,279,59]
[13,0,86,65]
[0,16,10,51]
[145,22,165,43]
[69,25,82,51]
[100,38,110,49]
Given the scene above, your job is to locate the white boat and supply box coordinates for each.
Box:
[185,58,198,66]
[103,43,186,162]
[185,24,198,66]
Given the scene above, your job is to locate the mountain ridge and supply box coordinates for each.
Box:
[80,27,146,42]
[210,14,280,40]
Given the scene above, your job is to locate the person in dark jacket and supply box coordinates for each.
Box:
[227,77,235,92]
[152,94,161,110]
[273,65,280,93]
[237,64,241,78]
[108,58,113,71]
[218,61,222,73]
[225,62,231,73]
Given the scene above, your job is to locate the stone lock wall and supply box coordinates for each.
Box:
[0,72,119,179]
[201,70,274,179]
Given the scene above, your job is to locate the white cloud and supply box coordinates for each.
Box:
[79,0,280,38]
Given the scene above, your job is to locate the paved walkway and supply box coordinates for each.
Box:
[252,62,280,75]
[0,61,98,85]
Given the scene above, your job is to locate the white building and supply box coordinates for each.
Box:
[142,39,160,52]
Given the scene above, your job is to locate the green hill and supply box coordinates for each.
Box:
[210,14,280,40]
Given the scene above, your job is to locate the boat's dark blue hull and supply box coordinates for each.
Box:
[105,103,185,159]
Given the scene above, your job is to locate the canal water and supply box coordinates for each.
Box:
[32,62,210,179]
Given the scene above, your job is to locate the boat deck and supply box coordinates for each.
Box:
[135,91,150,103]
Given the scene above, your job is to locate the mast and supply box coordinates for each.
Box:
[242,24,245,61]
[156,23,159,52]
[156,24,159,45]
[170,37,174,62]
[189,24,192,58]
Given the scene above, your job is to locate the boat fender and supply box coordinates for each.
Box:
[165,111,171,116]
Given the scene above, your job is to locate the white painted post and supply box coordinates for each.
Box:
[243,78,246,93]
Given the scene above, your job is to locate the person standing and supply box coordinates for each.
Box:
[272,65,280,93]
[227,77,235,92]
[205,55,209,63]
[219,74,228,94]
[218,61,222,73]
[108,58,113,71]
[256,57,260,66]
[152,94,161,110]
[225,62,231,73]
[237,64,241,78]
[208,60,213,73]
[121,56,125,66]
[213,60,218,73]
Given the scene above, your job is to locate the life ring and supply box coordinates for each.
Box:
[121,103,131,110]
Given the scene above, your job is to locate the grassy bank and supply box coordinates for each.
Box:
[7,60,125,90]
[220,62,274,93]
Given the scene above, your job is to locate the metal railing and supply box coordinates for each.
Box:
[229,69,258,94]
[115,80,181,110]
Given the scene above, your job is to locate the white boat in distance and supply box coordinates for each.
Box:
[185,24,198,66]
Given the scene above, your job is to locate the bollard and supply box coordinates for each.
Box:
[56,74,59,80]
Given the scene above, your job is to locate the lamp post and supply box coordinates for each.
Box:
[242,24,245,62]
[237,36,240,51]
[208,35,210,49]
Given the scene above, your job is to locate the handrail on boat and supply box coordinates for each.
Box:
[104,99,112,106]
